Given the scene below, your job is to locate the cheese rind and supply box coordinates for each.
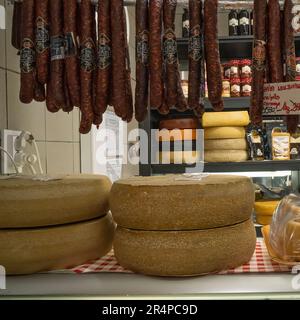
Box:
[202,111,250,128]
[205,138,247,151]
[0,214,115,275]
[0,174,111,228]
[205,150,248,162]
[204,126,246,140]
[110,175,255,230]
[114,219,256,276]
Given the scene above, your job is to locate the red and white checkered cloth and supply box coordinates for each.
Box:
[51,238,291,275]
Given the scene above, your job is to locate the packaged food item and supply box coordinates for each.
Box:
[290,133,300,159]
[241,78,252,97]
[181,71,189,98]
[228,9,239,36]
[296,57,300,77]
[223,63,231,79]
[230,77,241,97]
[255,200,280,225]
[250,10,254,35]
[240,59,252,78]
[269,194,300,262]
[246,127,265,161]
[230,59,240,78]
[222,78,231,97]
[182,6,189,38]
[272,128,290,160]
[238,10,250,35]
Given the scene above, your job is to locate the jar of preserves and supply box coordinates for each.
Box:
[296,57,300,77]
[230,60,240,78]
[182,7,189,38]
[181,71,189,98]
[222,78,231,97]
[240,59,252,79]
[238,10,250,35]
[228,10,239,36]
[223,63,231,79]
[241,78,252,97]
[230,78,241,97]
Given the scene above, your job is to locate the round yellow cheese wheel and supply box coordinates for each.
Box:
[205,138,247,151]
[110,174,255,230]
[0,214,115,275]
[202,111,250,128]
[204,127,246,140]
[114,219,256,276]
[0,174,111,228]
[205,150,248,162]
[254,201,280,216]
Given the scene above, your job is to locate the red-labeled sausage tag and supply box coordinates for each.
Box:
[35,17,50,54]
[80,38,95,72]
[20,38,35,73]
[163,29,177,64]
[97,33,111,69]
[136,30,149,65]
[50,35,65,61]
[188,25,202,62]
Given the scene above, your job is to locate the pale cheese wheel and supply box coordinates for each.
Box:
[204,126,246,140]
[202,111,250,128]
[0,174,111,228]
[110,174,255,230]
[205,150,248,162]
[114,219,256,276]
[0,214,115,275]
[205,138,247,151]
[158,151,200,164]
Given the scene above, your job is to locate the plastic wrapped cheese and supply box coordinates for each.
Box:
[269,194,300,262]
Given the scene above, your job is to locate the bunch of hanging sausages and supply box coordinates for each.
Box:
[17,0,132,134]
[15,0,300,134]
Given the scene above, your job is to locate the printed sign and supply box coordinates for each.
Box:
[263,81,300,116]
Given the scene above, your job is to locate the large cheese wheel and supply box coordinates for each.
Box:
[0,174,111,228]
[114,219,256,276]
[205,138,247,151]
[157,129,197,141]
[110,175,255,230]
[0,214,115,275]
[204,126,246,140]
[158,151,200,164]
[159,118,199,130]
[205,150,248,162]
[202,111,250,128]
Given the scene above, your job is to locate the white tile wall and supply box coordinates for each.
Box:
[73,142,81,173]
[0,68,7,129]
[46,142,74,174]
[72,108,80,142]
[36,141,46,174]
[46,110,74,142]
[0,0,5,69]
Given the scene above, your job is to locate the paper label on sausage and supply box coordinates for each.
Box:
[35,17,50,54]
[253,40,266,71]
[163,29,177,64]
[80,38,95,72]
[188,25,202,62]
[50,35,65,61]
[97,33,111,69]
[136,30,149,65]
[65,32,77,57]
[20,38,35,73]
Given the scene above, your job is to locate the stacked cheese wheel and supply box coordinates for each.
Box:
[0,175,115,275]
[157,118,200,164]
[110,174,256,276]
[203,111,250,162]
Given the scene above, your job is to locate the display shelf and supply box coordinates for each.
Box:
[177,35,300,61]
[148,160,300,175]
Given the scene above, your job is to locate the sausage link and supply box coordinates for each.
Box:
[135,0,149,122]
[79,0,95,134]
[34,79,46,102]
[189,0,203,112]
[163,0,178,110]
[149,0,164,110]
[284,0,299,133]
[250,0,267,125]
[110,1,128,119]
[12,0,23,50]
[204,0,223,111]
[63,0,81,108]
[63,72,74,113]
[49,0,65,109]
[35,0,50,85]
[95,0,111,125]
[19,0,35,104]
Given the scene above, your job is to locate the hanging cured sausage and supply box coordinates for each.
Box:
[12,0,23,50]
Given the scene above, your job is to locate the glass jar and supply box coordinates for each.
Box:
[238,10,250,36]
[181,71,189,98]
[230,60,240,78]
[250,11,254,35]
[240,59,252,79]
[296,57,300,77]
[241,78,252,97]
[223,63,231,79]
[182,7,189,38]
[222,78,231,97]
[228,10,239,36]
[230,78,241,97]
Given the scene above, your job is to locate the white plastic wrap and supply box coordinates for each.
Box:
[269,194,300,262]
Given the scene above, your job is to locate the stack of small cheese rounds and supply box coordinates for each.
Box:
[110,174,256,276]
[157,118,200,164]
[202,111,250,162]
[0,175,115,275]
